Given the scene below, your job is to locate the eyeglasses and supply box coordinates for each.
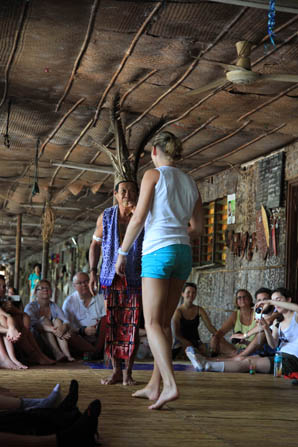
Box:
[236,295,248,299]
[36,287,51,291]
[74,280,89,286]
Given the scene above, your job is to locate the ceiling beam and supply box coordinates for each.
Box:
[51,160,114,174]
[207,0,298,14]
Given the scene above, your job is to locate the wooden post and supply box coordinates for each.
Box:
[14,214,22,290]
[41,241,49,279]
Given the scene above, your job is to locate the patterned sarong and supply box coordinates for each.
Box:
[102,275,141,360]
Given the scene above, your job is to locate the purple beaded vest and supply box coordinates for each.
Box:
[99,205,143,289]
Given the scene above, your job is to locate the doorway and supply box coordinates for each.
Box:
[286,179,298,301]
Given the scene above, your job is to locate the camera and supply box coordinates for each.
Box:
[255,306,263,320]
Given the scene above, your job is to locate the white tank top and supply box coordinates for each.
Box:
[279,312,298,357]
[142,166,199,255]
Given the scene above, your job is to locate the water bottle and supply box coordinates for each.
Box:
[274,348,283,377]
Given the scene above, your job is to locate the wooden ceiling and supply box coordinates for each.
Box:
[0,0,298,262]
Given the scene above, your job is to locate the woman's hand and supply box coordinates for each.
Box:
[6,326,21,342]
[115,254,127,277]
[230,333,244,341]
[259,317,270,332]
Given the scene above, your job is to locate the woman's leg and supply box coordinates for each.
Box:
[16,328,55,365]
[52,320,75,362]
[141,277,185,410]
[39,319,66,361]
[0,394,22,411]
[0,433,56,446]
[2,337,28,369]
[0,335,19,370]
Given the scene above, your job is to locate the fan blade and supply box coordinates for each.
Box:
[203,59,246,72]
[187,77,227,96]
[260,73,298,83]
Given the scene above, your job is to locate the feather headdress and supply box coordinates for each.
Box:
[95,93,165,188]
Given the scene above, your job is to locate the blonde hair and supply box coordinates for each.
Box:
[152,131,182,161]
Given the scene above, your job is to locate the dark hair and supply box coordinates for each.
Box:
[33,263,41,270]
[114,181,138,193]
[271,287,292,300]
[8,286,18,294]
[182,282,197,293]
[0,275,5,282]
[255,287,271,299]
[234,289,253,308]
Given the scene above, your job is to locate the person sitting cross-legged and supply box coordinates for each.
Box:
[24,280,74,362]
[186,287,298,375]
[62,272,106,359]
[172,282,217,359]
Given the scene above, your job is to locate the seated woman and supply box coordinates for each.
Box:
[210,289,256,357]
[172,282,217,358]
[186,287,298,375]
[24,280,75,362]
[0,278,54,367]
[230,287,278,359]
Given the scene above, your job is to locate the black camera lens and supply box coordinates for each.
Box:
[255,307,262,314]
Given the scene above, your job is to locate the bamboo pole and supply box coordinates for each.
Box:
[41,241,49,280]
[14,214,22,291]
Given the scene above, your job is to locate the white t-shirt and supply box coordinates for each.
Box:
[62,291,106,331]
[142,166,199,255]
[278,312,298,357]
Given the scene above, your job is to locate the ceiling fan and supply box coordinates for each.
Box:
[188,41,298,95]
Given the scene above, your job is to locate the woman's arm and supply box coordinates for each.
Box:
[199,307,217,335]
[258,299,298,313]
[214,312,237,337]
[116,169,159,276]
[261,317,279,349]
[188,191,204,238]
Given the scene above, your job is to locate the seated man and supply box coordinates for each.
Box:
[62,272,106,358]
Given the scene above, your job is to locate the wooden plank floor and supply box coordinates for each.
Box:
[1,362,298,447]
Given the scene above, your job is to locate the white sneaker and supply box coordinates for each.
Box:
[185,346,206,372]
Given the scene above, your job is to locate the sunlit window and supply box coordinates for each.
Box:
[192,197,227,267]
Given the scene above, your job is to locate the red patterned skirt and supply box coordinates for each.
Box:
[102,275,141,360]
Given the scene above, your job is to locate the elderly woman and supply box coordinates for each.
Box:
[210,289,256,357]
[24,280,74,362]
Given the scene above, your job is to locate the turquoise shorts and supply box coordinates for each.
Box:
[141,244,192,280]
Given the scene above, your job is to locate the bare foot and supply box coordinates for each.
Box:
[12,359,28,370]
[67,356,76,362]
[38,356,56,366]
[101,371,123,385]
[123,370,136,386]
[148,387,179,410]
[55,353,67,362]
[132,386,160,401]
[0,358,21,370]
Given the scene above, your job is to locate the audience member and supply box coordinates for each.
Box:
[0,380,101,447]
[62,272,106,358]
[172,282,217,358]
[24,280,74,362]
[210,289,256,357]
[28,263,41,301]
[186,287,298,375]
[230,287,277,359]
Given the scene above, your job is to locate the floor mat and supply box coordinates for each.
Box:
[85,361,194,371]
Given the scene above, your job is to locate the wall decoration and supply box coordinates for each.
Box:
[227,193,236,224]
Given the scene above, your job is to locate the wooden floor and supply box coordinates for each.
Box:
[1,362,298,447]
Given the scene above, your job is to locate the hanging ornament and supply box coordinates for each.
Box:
[3,99,11,149]
[31,138,40,197]
[268,0,276,46]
